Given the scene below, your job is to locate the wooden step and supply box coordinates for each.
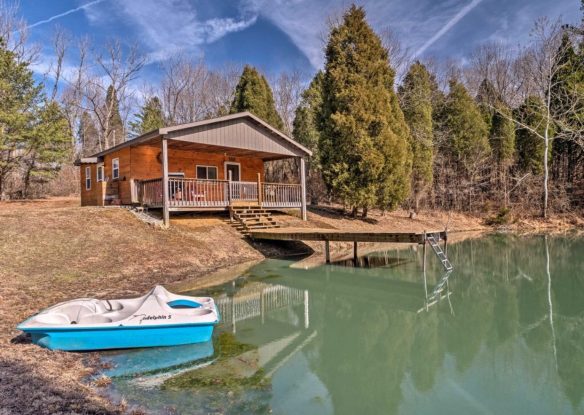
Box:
[244,224,280,230]
[234,212,272,218]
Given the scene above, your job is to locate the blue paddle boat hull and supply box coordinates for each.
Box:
[23,323,216,351]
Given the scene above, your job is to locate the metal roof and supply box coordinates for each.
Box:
[86,112,312,160]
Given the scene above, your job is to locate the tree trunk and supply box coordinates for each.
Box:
[362,206,368,218]
[543,129,549,218]
[351,206,358,217]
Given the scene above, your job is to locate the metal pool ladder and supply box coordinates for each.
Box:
[426,232,453,271]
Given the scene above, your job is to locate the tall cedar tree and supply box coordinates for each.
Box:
[441,79,490,173]
[0,41,43,194]
[105,85,125,146]
[293,71,325,203]
[230,65,284,130]
[515,96,550,175]
[23,101,71,197]
[475,79,499,129]
[320,5,411,216]
[551,34,583,187]
[489,104,515,168]
[398,61,435,211]
[130,96,165,137]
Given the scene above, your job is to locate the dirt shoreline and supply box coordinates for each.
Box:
[0,197,581,414]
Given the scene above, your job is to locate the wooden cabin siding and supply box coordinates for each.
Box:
[103,147,132,204]
[165,118,301,157]
[80,163,97,206]
[81,145,265,206]
[129,146,264,182]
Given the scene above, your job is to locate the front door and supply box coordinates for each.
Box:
[226,162,241,201]
[225,163,240,181]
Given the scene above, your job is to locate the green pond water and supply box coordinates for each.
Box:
[102,233,584,415]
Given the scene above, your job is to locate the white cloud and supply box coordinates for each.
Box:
[84,0,257,64]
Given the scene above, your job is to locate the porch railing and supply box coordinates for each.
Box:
[262,182,302,207]
[169,178,229,207]
[138,177,301,208]
[229,181,258,203]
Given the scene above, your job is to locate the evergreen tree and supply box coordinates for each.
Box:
[130,96,165,137]
[0,40,43,195]
[320,5,412,216]
[23,101,71,197]
[293,71,323,166]
[398,61,435,211]
[105,85,125,147]
[441,79,490,171]
[550,34,583,187]
[293,71,325,203]
[230,65,284,130]
[490,103,515,168]
[437,79,490,210]
[475,78,499,129]
[515,96,549,175]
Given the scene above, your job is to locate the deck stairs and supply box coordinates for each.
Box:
[230,206,280,234]
[426,233,453,271]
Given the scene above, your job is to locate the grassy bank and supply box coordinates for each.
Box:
[0,197,580,414]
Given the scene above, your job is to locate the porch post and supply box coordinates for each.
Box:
[299,157,307,221]
[162,138,170,228]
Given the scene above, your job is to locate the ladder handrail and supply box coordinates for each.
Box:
[426,233,453,271]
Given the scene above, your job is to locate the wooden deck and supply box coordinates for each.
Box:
[250,228,448,264]
[249,228,446,244]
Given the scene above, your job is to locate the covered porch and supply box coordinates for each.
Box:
[120,112,311,227]
[136,177,303,210]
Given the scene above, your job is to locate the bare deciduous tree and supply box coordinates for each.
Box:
[271,70,303,135]
[492,18,583,217]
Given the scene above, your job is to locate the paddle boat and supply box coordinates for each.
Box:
[17,286,220,351]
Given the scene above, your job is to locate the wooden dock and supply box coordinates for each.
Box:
[250,228,448,264]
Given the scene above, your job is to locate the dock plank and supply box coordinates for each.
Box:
[250,228,446,244]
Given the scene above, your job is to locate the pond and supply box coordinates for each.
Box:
[101,234,584,415]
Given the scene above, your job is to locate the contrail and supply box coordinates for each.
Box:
[413,0,484,58]
[27,0,106,29]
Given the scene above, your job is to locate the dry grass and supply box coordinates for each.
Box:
[0,198,263,415]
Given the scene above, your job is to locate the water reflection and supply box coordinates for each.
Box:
[106,234,584,415]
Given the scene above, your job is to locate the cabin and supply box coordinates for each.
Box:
[76,112,311,227]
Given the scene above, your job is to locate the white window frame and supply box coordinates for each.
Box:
[85,166,91,190]
[96,165,104,182]
[196,165,218,180]
[112,158,120,180]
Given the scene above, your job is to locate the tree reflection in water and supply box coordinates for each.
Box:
[107,234,584,415]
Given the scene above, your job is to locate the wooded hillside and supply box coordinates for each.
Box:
[0,2,581,219]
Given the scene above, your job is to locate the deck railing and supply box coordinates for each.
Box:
[169,178,229,207]
[262,182,302,207]
[229,181,259,203]
[138,177,301,208]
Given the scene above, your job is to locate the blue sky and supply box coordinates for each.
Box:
[19,0,581,83]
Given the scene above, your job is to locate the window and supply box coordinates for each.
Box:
[85,166,91,190]
[112,158,119,179]
[196,165,218,180]
[96,165,104,182]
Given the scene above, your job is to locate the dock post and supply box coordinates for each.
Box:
[422,230,427,274]
[444,229,448,256]
[325,240,330,264]
[353,241,358,262]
